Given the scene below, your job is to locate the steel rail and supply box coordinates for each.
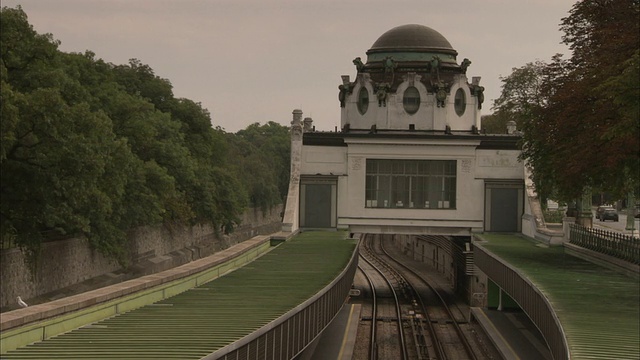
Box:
[357,264,378,360]
[360,235,409,360]
[380,239,479,360]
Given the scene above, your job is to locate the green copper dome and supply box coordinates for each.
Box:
[366,24,457,63]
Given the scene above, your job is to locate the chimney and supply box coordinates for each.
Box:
[291,109,303,140]
[292,109,303,124]
[303,117,313,132]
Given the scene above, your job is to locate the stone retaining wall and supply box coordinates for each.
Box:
[0,205,283,309]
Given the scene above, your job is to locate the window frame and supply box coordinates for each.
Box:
[403,86,421,115]
[454,88,466,116]
[357,87,369,115]
[365,159,457,209]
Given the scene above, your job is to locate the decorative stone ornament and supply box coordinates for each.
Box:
[460,58,472,73]
[435,81,448,108]
[376,82,390,107]
[339,24,483,131]
[353,57,365,72]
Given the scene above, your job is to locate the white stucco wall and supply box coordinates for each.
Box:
[300,145,347,175]
[341,73,481,132]
[475,149,523,179]
[297,134,525,236]
[339,138,489,234]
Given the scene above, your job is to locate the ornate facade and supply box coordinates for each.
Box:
[288,24,525,236]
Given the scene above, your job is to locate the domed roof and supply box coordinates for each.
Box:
[367,24,456,57]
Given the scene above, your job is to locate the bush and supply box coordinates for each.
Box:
[543,210,565,224]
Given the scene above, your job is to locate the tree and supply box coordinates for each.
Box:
[109,60,252,231]
[490,60,558,201]
[228,122,291,211]
[1,6,292,270]
[111,59,174,112]
[0,6,248,266]
[519,0,639,203]
[0,8,166,264]
[480,113,511,134]
[491,61,548,131]
[0,84,135,262]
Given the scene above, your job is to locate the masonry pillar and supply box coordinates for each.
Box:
[576,190,593,228]
[625,191,636,235]
[281,110,303,233]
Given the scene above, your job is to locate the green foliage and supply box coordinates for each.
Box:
[480,113,511,134]
[499,0,640,203]
[111,59,174,112]
[228,122,291,212]
[1,7,133,264]
[491,61,547,131]
[0,6,290,268]
[543,210,565,224]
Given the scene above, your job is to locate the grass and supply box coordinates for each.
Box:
[478,233,640,360]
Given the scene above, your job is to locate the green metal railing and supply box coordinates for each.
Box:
[569,223,640,264]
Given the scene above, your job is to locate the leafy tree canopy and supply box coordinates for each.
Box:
[228,122,291,212]
[480,113,512,134]
[491,60,548,131]
[493,0,639,202]
[0,6,291,267]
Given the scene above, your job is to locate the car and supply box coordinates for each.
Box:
[599,208,619,222]
[596,206,614,219]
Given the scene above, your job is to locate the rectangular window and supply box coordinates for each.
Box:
[365,159,456,209]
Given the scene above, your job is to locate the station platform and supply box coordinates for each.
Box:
[471,307,552,360]
[475,233,640,360]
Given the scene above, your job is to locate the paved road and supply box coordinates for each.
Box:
[592,211,640,238]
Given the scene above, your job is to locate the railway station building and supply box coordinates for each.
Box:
[285,24,527,238]
[279,26,599,359]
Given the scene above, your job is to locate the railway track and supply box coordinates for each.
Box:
[377,238,478,360]
[355,234,494,360]
[358,252,408,359]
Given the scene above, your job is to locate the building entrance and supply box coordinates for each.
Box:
[485,182,523,232]
[300,178,337,228]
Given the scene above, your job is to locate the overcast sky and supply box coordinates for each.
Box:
[5,0,576,132]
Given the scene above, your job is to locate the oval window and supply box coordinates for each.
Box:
[403,86,420,114]
[454,88,466,116]
[357,87,369,115]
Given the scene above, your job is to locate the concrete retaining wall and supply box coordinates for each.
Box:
[393,234,455,287]
[0,205,283,309]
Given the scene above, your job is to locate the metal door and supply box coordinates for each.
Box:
[490,187,519,232]
[303,184,332,228]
